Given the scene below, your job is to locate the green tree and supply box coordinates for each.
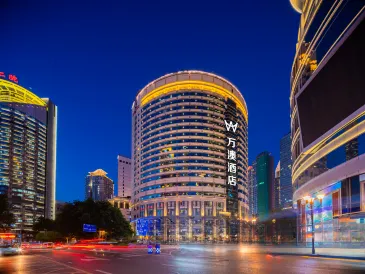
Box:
[56,199,133,239]
[33,217,56,233]
[0,194,15,232]
[35,231,62,242]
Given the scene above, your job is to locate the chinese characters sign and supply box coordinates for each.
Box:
[225,120,238,186]
[0,72,18,83]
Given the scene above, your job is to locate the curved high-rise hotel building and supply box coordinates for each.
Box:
[0,74,57,236]
[132,71,248,241]
[290,1,365,244]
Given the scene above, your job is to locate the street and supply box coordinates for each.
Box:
[1,245,365,274]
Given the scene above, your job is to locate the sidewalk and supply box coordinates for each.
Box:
[260,246,365,260]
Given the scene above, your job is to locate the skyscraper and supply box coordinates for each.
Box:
[248,163,257,216]
[289,1,365,243]
[256,152,274,220]
[85,169,114,201]
[274,161,281,210]
[132,70,249,241]
[279,133,292,209]
[0,74,57,234]
[117,155,132,197]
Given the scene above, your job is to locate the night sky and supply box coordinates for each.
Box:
[1,0,299,202]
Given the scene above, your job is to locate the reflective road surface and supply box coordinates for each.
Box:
[1,245,365,274]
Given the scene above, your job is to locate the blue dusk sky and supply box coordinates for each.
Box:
[1,0,299,202]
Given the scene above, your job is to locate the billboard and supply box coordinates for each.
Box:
[297,17,365,149]
[83,224,97,233]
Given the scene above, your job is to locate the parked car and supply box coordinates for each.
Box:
[0,244,22,256]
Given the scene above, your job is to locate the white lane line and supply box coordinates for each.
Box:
[36,255,92,274]
[96,270,113,274]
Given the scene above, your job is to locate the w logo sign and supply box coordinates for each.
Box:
[225,120,238,133]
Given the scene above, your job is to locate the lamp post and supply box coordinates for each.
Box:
[303,195,324,255]
[252,217,257,243]
[272,219,276,244]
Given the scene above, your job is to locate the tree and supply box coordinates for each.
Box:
[0,194,15,232]
[33,217,56,233]
[56,199,133,239]
[35,231,62,242]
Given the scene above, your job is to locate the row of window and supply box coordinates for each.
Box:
[141,138,224,154]
[139,191,226,201]
[141,165,226,178]
[141,152,246,166]
[142,104,225,125]
[141,145,226,159]
[141,131,224,145]
[142,114,224,135]
[141,159,224,172]
[141,92,225,114]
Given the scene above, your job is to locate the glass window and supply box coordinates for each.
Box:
[351,176,360,213]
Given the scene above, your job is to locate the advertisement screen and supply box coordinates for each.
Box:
[297,18,365,148]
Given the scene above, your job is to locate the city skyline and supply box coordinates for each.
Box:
[2,1,299,202]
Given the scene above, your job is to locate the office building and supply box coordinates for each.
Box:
[85,169,114,201]
[132,70,249,241]
[117,155,132,197]
[56,200,66,216]
[274,161,281,210]
[279,133,292,209]
[256,152,274,220]
[290,1,365,243]
[109,196,131,222]
[248,163,257,216]
[0,74,57,234]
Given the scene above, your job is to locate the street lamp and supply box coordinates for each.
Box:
[272,219,276,244]
[251,216,257,243]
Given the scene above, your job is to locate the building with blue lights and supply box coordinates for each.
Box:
[280,133,292,209]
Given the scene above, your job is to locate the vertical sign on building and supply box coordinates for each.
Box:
[224,99,239,238]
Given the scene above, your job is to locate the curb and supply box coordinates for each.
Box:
[267,252,365,261]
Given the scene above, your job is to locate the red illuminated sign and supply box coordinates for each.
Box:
[8,74,18,83]
[0,72,19,83]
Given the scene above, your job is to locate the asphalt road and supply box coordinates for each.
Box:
[1,245,365,274]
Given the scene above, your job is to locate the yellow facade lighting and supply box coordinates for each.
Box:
[140,80,248,121]
[293,114,365,183]
[317,194,324,200]
[0,79,47,107]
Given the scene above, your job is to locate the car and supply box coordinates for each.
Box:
[0,244,22,256]
[43,242,54,249]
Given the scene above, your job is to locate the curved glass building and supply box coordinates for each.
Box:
[290,1,365,244]
[132,71,248,242]
[0,76,57,235]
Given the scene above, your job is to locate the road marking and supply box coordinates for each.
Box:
[36,255,92,274]
[96,270,113,274]
[161,264,175,267]
[118,258,130,260]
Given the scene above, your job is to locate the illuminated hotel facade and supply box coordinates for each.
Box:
[132,71,249,242]
[290,1,365,244]
[0,74,57,234]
